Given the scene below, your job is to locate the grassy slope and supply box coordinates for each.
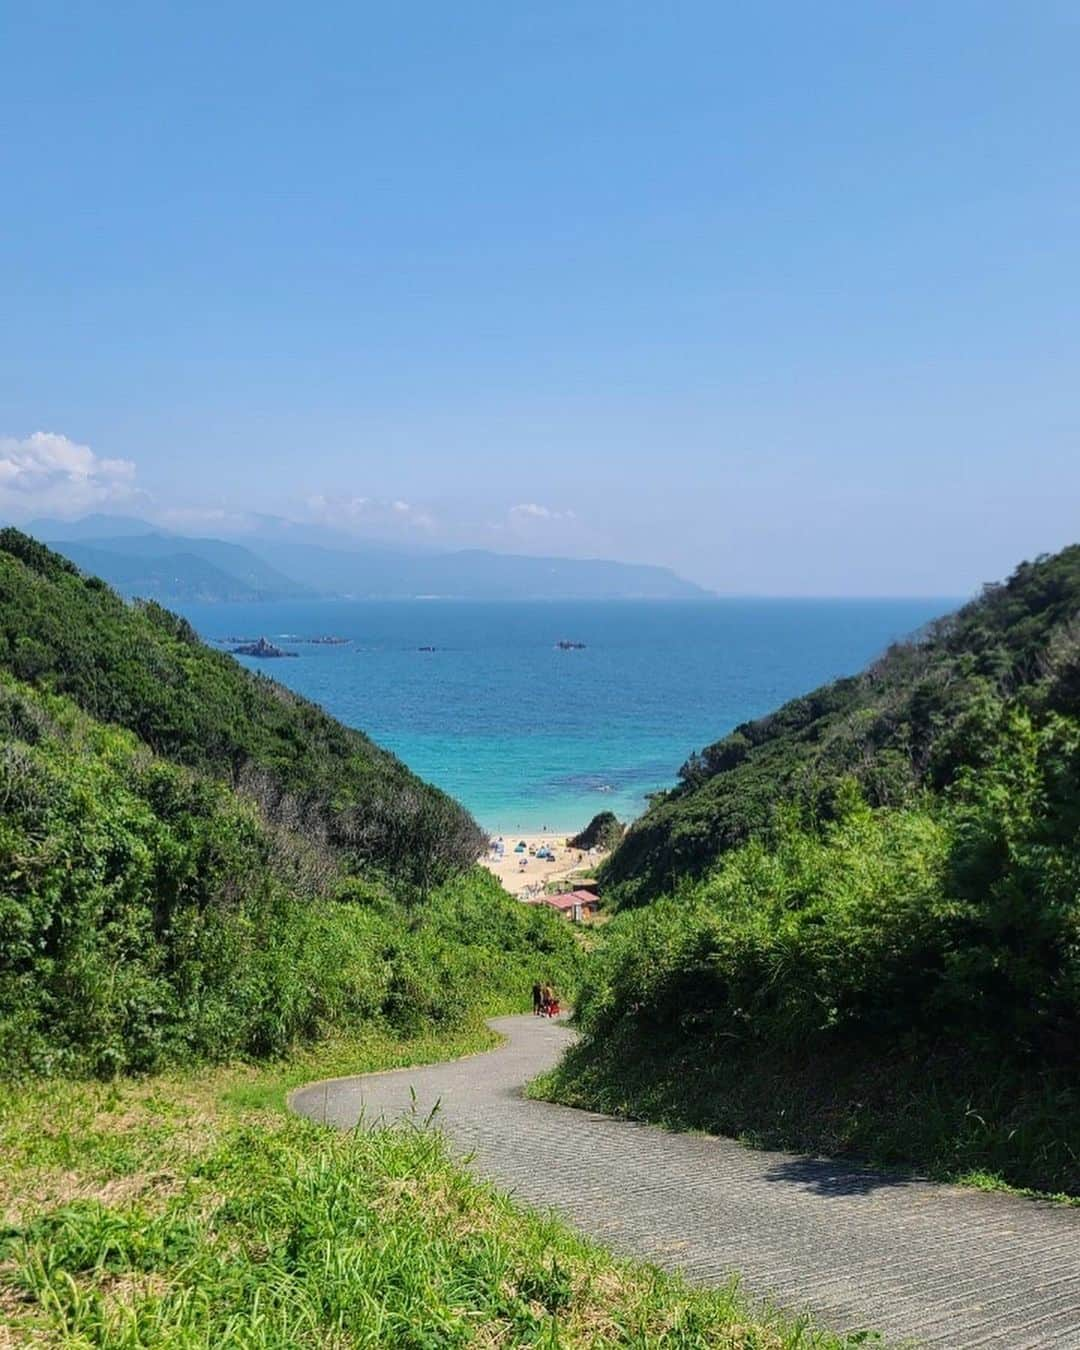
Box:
[0,1031,861,1348]
[544,549,1080,1195]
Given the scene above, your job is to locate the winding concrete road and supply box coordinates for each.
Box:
[291,1015,1080,1347]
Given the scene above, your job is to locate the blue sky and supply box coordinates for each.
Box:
[1,2,1076,594]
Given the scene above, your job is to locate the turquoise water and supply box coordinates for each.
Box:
[178,598,955,834]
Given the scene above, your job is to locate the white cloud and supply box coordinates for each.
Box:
[0,432,139,518]
[0,438,577,552]
[508,502,576,524]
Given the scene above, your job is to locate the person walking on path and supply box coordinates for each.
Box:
[532,983,543,1016]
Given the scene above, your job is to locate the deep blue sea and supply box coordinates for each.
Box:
[177,598,955,834]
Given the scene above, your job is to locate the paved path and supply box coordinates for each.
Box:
[291,1016,1080,1348]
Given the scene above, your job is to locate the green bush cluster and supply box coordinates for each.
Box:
[0,678,579,1080]
[580,708,1080,1064]
[569,811,624,852]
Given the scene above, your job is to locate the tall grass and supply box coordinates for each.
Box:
[0,1030,864,1347]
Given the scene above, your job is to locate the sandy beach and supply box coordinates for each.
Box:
[479,832,605,899]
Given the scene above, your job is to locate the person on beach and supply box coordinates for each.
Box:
[532,982,543,1015]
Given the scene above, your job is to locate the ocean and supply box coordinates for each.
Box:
[176,597,956,834]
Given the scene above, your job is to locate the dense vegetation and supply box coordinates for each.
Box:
[0,532,578,1078]
[0,669,577,1079]
[0,1037,856,1347]
[542,548,1080,1194]
[569,811,624,852]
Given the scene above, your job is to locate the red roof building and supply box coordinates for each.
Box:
[537,890,601,922]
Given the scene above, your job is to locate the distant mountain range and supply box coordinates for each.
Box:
[21,514,712,603]
[31,527,313,603]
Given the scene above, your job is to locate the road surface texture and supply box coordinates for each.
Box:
[291,1015,1080,1347]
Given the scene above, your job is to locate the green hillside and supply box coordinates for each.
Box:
[0,531,578,1078]
[538,547,1080,1194]
[0,529,483,889]
[604,546,1080,905]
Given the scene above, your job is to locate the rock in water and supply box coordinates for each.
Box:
[230,636,298,659]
